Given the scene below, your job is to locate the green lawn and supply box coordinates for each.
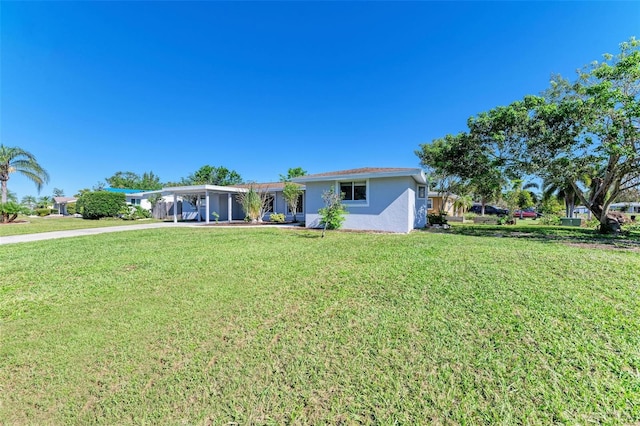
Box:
[0,216,161,237]
[1,227,638,424]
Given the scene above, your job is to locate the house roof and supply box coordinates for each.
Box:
[234,182,304,192]
[293,167,427,184]
[53,196,77,203]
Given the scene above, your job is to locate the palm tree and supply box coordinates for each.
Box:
[0,145,50,203]
[453,195,473,217]
[21,195,37,211]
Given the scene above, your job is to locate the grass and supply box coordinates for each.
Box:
[0,216,161,237]
[1,227,639,424]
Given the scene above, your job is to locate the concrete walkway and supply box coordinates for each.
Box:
[0,221,305,245]
[0,222,197,245]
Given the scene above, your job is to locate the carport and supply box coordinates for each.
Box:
[140,185,247,224]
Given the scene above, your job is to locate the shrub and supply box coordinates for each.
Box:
[427,213,448,225]
[319,187,347,232]
[120,205,151,220]
[77,191,126,220]
[35,208,51,217]
[1,202,27,223]
[539,214,561,226]
[270,213,285,223]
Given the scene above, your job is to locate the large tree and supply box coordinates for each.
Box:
[0,145,50,203]
[528,38,640,232]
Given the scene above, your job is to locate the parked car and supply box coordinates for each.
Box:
[469,205,509,216]
[512,208,542,219]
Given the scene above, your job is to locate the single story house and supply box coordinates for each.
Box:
[293,167,428,233]
[133,167,430,233]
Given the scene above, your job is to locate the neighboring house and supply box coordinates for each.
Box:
[105,187,154,210]
[52,197,77,215]
[293,167,428,233]
[427,191,457,216]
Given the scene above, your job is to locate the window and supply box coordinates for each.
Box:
[427,198,433,210]
[417,185,426,199]
[288,193,303,214]
[340,181,367,201]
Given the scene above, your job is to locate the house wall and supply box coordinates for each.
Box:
[428,196,454,216]
[304,176,416,233]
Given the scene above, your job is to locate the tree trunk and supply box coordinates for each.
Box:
[1,178,7,204]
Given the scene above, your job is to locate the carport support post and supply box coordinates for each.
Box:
[227,193,232,223]
[173,193,178,223]
[205,190,210,224]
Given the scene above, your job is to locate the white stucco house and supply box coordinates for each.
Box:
[293,167,428,233]
[134,167,428,233]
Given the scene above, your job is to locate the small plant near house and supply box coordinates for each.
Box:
[270,213,285,223]
[427,213,448,226]
[319,187,347,237]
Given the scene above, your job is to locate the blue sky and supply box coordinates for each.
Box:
[1,1,638,199]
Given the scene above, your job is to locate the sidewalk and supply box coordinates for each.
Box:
[0,222,194,245]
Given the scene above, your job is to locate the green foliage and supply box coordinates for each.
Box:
[539,214,562,226]
[105,171,163,190]
[35,208,51,217]
[427,213,448,225]
[1,201,27,223]
[282,182,303,222]
[269,213,285,223]
[318,187,347,231]
[236,184,267,223]
[279,167,307,181]
[182,165,243,186]
[77,191,126,220]
[119,205,152,220]
[539,197,564,216]
[0,144,50,204]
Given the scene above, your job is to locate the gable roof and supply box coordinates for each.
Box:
[293,167,427,184]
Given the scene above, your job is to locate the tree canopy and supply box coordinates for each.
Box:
[105,171,163,190]
[0,145,50,203]
[416,37,640,232]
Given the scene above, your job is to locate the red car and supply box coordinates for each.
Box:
[512,209,541,219]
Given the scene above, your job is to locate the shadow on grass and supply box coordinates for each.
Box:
[426,224,640,250]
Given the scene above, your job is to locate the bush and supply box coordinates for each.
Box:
[270,213,285,223]
[464,212,477,221]
[120,205,151,220]
[1,202,27,223]
[539,214,561,226]
[319,188,347,231]
[77,191,126,220]
[35,208,51,217]
[427,213,448,225]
